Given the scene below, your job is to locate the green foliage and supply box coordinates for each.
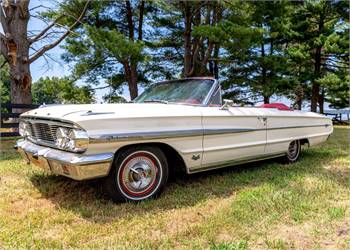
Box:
[285,0,349,109]
[222,1,291,103]
[32,77,94,104]
[0,56,10,104]
[85,25,145,64]
[35,0,349,108]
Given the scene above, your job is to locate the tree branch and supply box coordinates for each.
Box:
[0,4,8,34]
[30,14,64,44]
[29,0,90,64]
[0,59,7,68]
[29,4,50,12]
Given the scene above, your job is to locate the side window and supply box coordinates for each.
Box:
[209,87,222,106]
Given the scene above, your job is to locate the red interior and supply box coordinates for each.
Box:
[261,103,292,111]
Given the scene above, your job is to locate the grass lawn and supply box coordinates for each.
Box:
[0,126,349,249]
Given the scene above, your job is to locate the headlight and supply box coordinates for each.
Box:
[19,121,31,137]
[55,127,89,152]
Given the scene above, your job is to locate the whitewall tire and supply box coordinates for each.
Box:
[103,146,168,202]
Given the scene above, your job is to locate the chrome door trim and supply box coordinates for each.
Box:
[89,129,204,143]
[188,152,285,174]
[89,124,330,144]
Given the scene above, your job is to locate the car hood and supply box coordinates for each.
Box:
[21,103,202,122]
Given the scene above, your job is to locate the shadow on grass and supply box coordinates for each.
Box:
[29,143,350,223]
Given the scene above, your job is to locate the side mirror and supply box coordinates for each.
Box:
[220,99,234,110]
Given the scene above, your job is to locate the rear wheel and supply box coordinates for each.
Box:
[103,146,168,202]
[284,140,301,163]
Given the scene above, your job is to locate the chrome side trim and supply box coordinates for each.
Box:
[89,124,330,143]
[203,128,255,135]
[188,152,285,174]
[267,124,331,130]
[81,111,115,116]
[20,115,81,129]
[90,129,204,143]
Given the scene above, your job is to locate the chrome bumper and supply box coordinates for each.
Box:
[15,139,113,180]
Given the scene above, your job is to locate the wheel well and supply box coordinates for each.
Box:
[113,142,187,174]
[300,138,310,147]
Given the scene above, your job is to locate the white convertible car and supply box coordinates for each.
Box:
[16,78,333,202]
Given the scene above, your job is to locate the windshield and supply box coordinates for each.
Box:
[134,79,215,105]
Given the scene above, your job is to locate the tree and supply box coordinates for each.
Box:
[152,0,224,78]
[288,0,349,112]
[222,1,291,104]
[0,0,90,105]
[59,0,150,100]
[32,76,94,104]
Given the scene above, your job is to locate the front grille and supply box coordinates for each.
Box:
[28,122,59,143]
[22,118,74,147]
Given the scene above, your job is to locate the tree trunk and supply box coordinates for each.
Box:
[296,99,302,110]
[123,62,138,100]
[212,2,222,79]
[261,42,268,104]
[129,64,138,100]
[318,88,324,114]
[137,0,144,41]
[295,85,303,110]
[311,46,322,112]
[10,60,32,105]
[1,0,32,105]
[183,1,192,77]
[124,0,141,100]
[263,95,270,104]
[311,17,324,112]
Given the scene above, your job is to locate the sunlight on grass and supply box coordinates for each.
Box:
[0,126,349,249]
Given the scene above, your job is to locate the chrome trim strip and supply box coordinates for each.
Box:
[20,116,78,128]
[89,124,330,143]
[203,79,220,106]
[188,152,285,174]
[81,111,115,116]
[266,124,331,130]
[90,129,204,143]
[203,128,255,135]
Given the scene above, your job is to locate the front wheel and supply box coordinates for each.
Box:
[283,140,301,163]
[103,146,169,202]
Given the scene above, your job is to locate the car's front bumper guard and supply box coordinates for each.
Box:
[15,139,113,180]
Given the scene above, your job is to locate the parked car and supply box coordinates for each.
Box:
[16,77,333,202]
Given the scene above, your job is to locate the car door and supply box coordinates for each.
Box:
[194,107,267,172]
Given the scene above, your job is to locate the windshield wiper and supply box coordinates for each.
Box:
[143,99,169,104]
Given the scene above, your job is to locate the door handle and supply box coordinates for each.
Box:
[258,117,267,125]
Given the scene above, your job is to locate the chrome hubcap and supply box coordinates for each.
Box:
[287,141,298,159]
[121,156,157,194]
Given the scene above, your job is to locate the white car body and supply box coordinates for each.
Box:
[17,98,333,180]
[16,78,334,201]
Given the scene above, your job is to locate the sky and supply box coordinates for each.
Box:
[28,0,124,103]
